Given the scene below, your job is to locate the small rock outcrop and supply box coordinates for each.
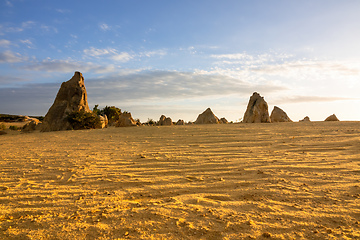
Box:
[243,92,271,123]
[325,114,339,121]
[299,116,311,122]
[115,112,137,127]
[158,115,173,126]
[41,72,101,132]
[99,115,108,128]
[195,108,219,124]
[176,119,185,125]
[270,106,292,122]
[22,119,42,132]
[219,117,228,124]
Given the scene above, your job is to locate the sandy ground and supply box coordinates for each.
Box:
[0,122,360,239]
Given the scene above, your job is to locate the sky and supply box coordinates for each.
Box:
[1,0,360,122]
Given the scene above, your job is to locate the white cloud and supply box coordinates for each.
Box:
[0,21,57,35]
[19,39,35,48]
[85,70,286,103]
[84,47,116,57]
[110,52,132,62]
[211,52,294,66]
[40,24,58,33]
[20,59,116,73]
[0,39,11,47]
[273,95,355,104]
[83,47,132,62]
[252,60,360,76]
[0,50,26,63]
[99,23,111,31]
[140,49,167,57]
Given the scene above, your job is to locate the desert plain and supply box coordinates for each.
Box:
[0,121,360,239]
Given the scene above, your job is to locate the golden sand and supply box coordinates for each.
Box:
[1,122,360,239]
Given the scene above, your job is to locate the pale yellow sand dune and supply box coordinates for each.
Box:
[1,122,360,239]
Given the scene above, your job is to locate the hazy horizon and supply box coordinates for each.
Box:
[1,0,360,122]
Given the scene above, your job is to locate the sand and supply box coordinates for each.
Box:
[0,122,360,239]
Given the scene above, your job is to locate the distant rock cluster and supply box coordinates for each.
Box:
[15,72,342,132]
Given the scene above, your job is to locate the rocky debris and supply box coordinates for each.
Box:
[158,115,173,126]
[115,112,137,127]
[41,72,103,131]
[219,117,228,124]
[22,119,42,132]
[243,92,271,123]
[0,131,6,135]
[176,119,185,125]
[299,116,311,122]
[325,114,339,121]
[195,108,219,124]
[270,106,292,122]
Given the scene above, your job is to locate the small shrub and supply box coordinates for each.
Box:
[134,118,141,125]
[66,110,102,130]
[92,104,101,116]
[0,123,6,130]
[146,118,155,125]
[9,125,18,130]
[101,106,121,122]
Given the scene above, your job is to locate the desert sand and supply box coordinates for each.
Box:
[1,122,360,239]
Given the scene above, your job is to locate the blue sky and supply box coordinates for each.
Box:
[1,0,360,122]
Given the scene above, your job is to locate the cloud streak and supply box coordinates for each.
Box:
[83,47,132,62]
[20,59,116,73]
[85,70,286,103]
[274,95,356,104]
[0,39,11,47]
[0,50,26,63]
[251,60,360,76]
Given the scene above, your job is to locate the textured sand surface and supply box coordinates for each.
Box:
[1,122,360,239]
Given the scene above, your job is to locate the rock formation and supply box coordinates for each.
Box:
[299,116,310,122]
[115,112,137,127]
[243,92,271,123]
[22,119,42,132]
[195,108,219,124]
[219,117,228,124]
[270,106,292,122]
[99,115,108,128]
[158,115,173,126]
[41,72,102,131]
[325,114,339,121]
[176,119,185,125]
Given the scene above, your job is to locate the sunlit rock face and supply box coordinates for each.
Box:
[299,116,311,122]
[158,115,173,126]
[270,106,292,122]
[115,112,137,127]
[195,108,219,124]
[325,114,339,121]
[41,72,91,132]
[243,92,271,123]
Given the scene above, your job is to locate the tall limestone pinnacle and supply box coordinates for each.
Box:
[243,92,271,123]
[41,71,91,132]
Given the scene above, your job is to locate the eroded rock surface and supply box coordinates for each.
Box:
[243,92,271,123]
